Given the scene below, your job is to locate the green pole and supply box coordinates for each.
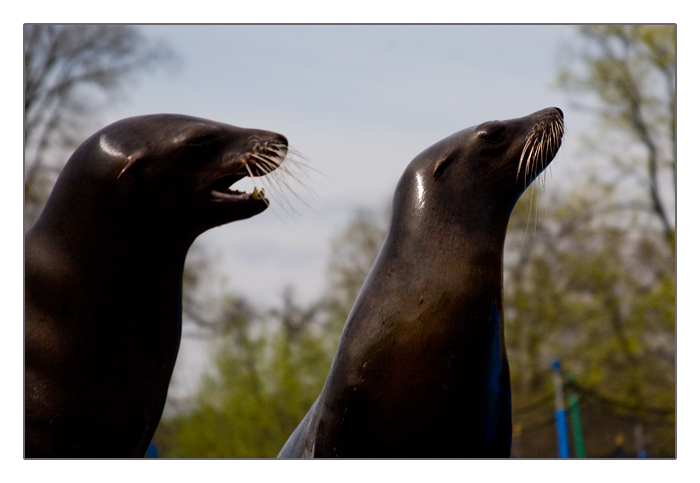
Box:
[568,393,586,458]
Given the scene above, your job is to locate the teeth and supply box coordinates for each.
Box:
[251,187,266,200]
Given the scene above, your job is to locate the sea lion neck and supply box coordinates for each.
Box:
[386,157,513,263]
[30,177,194,272]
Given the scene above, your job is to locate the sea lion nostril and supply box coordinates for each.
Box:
[554,107,563,118]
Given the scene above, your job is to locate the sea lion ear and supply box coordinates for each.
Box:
[98,133,146,180]
[117,148,148,180]
[433,154,455,180]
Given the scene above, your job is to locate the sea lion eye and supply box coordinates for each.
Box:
[187,134,217,146]
[478,126,505,143]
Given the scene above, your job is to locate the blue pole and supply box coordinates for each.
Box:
[635,424,649,458]
[552,360,569,458]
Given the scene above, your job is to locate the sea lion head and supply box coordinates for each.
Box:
[391,107,564,237]
[51,114,289,239]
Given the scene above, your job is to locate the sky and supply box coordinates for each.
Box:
[105,25,584,308]
[96,25,596,395]
[8,10,698,478]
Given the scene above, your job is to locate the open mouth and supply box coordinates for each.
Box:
[205,136,289,209]
[210,172,267,203]
[208,141,288,205]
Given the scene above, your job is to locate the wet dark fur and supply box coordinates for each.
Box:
[25,114,287,457]
[279,108,564,458]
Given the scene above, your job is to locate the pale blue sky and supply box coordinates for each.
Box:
[105,25,585,310]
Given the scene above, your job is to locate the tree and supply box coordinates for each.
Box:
[154,291,333,457]
[503,25,676,457]
[153,209,389,457]
[24,24,176,229]
[557,25,676,248]
[505,186,675,457]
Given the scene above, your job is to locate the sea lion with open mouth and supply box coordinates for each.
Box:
[25,114,288,457]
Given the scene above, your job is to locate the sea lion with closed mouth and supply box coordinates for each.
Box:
[278,107,564,458]
[25,114,288,457]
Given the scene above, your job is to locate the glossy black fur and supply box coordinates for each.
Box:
[279,108,563,458]
[25,114,286,457]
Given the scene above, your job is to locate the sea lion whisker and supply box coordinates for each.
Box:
[282,161,319,197]
[534,137,546,184]
[548,125,556,157]
[237,147,319,217]
[262,155,285,171]
[541,137,549,181]
[267,145,288,157]
[531,137,545,184]
[259,149,284,162]
[260,155,282,168]
[518,135,534,179]
[272,158,321,213]
[250,161,275,178]
[255,176,302,216]
[272,149,316,184]
[517,152,526,178]
[525,146,536,185]
[260,151,287,167]
[266,166,306,201]
[260,161,286,179]
[242,158,257,179]
[250,153,279,171]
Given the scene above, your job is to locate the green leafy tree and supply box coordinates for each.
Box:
[505,186,674,457]
[154,209,388,457]
[507,24,675,457]
[155,291,333,457]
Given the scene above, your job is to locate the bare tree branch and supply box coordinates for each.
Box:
[24,24,178,230]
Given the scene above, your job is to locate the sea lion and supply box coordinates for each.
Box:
[278,107,564,458]
[25,114,288,457]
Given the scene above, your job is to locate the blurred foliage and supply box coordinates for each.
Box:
[506,186,674,457]
[154,212,388,457]
[153,25,674,458]
[511,24,675,457]
[156,292,333,457]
